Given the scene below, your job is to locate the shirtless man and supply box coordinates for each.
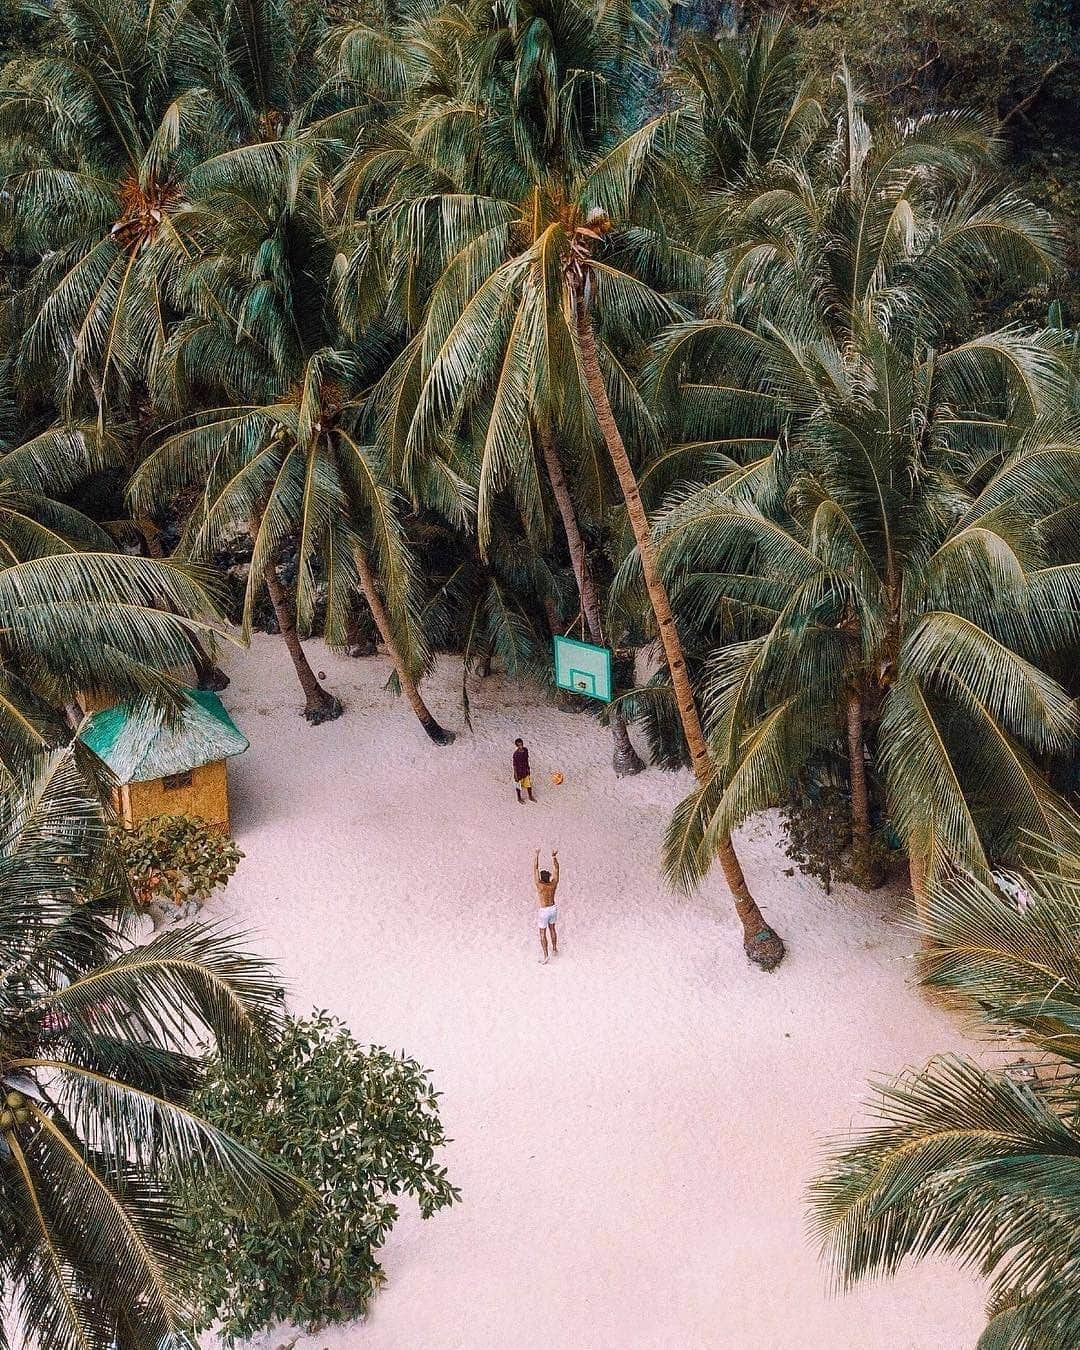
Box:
[534,849,559,964]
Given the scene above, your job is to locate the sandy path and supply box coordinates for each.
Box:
[211,636,986,1350]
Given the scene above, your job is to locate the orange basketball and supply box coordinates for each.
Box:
[551,771,564,785]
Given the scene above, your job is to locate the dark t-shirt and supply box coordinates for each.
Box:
[513,746,530,780]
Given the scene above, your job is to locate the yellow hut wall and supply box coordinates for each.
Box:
[124,760,232,832]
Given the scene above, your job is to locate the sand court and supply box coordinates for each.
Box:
[211,635,987,1350]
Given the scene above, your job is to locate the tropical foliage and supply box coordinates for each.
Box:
[744,0,1080,316]
[0,408,229,768]
[1,0,1079,1332]
[114,812,243,912]
[810,833,1080,1349]
[182,1010,459,1343]
[646,66,1080,907]
[0,747,300,1349]
[0,0,1075,915]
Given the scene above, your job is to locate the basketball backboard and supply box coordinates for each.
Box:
[553,635,613,703]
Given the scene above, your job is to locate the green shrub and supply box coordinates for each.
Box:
[182,1011,460,1342]
[781,785,895,894]
[113,812,243,910]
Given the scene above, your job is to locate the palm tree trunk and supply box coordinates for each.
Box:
[354,547,455,745]
[846,689,882,888]
[909,849,931,925]
[262,562,342,724]
[536,426,644,777]
[573,296,784,970]
[189,644,231,693]
[138,515,230,691]
[542,594,577,710]
[129,387,231,690]
[908,847,940,960]
[542,591,561,639]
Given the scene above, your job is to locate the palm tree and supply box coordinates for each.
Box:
[0,0,342,695]
[0,422,232,770]
[383,195,649,767]
[809,831,1080,1349]
[348,0,784,961]
[644,68,1076,907]
[648,320,1080,905]
[0,745,302,1349]
[0,0,348,416]
[346,0,656,774]
[0,0,234,414]
[134,148,455,737]
[563,215,783,968]
[667,15,825,253]
[687,61,1058,336]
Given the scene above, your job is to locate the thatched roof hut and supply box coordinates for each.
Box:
[80,689,248,831]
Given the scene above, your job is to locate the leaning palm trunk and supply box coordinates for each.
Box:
[131,386,228,693]
[138,514,230,691]
[354,548,455,745]
[570,274,784,970]
[536,427,645,777]
[261,562,342,724]
[188,638,231,693]
[846,690,883,888]
[908,849,931,927]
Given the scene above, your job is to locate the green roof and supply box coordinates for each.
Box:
[79,689,249,783]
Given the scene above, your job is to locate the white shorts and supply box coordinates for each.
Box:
[537,905,557,928]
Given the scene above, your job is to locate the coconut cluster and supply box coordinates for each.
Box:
[0,1091,31,1131]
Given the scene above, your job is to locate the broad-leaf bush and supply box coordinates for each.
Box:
[182,1010,460,1341]
[781,785,895,895]
[114,813,243,911]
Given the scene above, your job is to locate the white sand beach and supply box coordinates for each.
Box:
[211,635,988,1350]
